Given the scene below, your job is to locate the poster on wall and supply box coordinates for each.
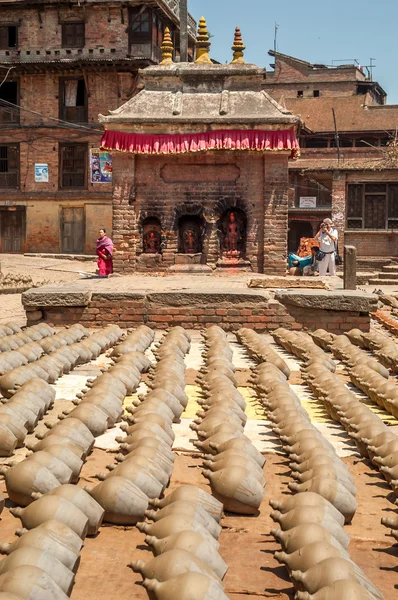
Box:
[34,164,49,182]
[299,196,317,208]
[90,149,112,183]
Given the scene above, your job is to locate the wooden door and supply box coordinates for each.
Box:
[0,207,26,253]
[61,207,85,253]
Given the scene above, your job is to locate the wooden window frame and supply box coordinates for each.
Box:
[0,25,18,50]
[59,77,88,123]
[0,80,20,124]
[129,6,152,42]
[59,143,87,190]
[346,182,398,230]
[0,143,19,189]
[61,21,85,48]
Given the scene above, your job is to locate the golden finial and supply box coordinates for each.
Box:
[160,27,174,65]
[195,16,212,64]
[231,26,245,64]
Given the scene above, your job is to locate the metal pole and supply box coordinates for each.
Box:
[180,0,188,62]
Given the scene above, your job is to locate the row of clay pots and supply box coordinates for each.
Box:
[350,364,398,420]
[0,378,55,457]
[0,321,23,338]
[0,328,157,597]
[0,324,129,500]
[0,323,54,353]
[3,484,106,598]
[133,485,228,600]
[272,329,336,373]
[84,327,190,525]
[110,325,156,358]
[0,325,126,456]
[345,328,398,374]
[194,326,266,515]
[0,324,92,398]
[252,360,358,523]
[303,361,398,550]
[271,493,382,600]
[237,327,291,378]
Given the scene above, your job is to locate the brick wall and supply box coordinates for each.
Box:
[111,150,290,274]
[25,291,371,333]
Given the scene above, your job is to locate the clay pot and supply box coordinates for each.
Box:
[117,446,174,474]
[130,548,223,586]
[203,454,265,481]
[194,431,248,454]
[108,455,169,487]
[30,445,83,483]
[15,519,83,554]
[25,451,73,485]
[10,496,89,539]
[59,405,110,437]
[209,438,265,467]
[295,579,380,599]
[270,507,348,547]
[144,502,221,539]
[137,516,219,549]
[85,476,149,525]
[0,526,80,572]
[288,476,357,521]
[119,422,174,446]
[42,419,94,450]
[272,523,348,553]
[35,485,105,536]
[0,565,69,600]
[0,414,27,446]
[0,462,61,506]
[145,530,225,575]
[0,426,18,457]
[291,557,382,598]
[96,463,164,499]
[274,540,348,574]
[203,467,265,515]
[269,493,345,523]
[26,435,87,459]
[148,485,223,522]
[292,468,357,497]
[0,547,74,595]
[142,573,229,600]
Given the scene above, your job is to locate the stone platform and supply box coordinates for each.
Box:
[22,282,378,333]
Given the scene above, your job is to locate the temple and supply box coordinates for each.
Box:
[99,21,301,273]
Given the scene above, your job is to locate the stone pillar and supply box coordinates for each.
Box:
[112,153,136,272]
[344,245,357,290]
[331,171,346,251]
[263,154,289,275]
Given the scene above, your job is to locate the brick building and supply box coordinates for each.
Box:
[99,25,300,274]
[264,51,398,259]
[0,0,195,254]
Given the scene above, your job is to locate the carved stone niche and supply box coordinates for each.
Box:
[218,208,247,259]
[178,215,203,256]
[142,217,162,254]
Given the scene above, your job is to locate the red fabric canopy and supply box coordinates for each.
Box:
[101,129,300,159]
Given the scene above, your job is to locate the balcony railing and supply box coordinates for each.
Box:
[161,0,196,34]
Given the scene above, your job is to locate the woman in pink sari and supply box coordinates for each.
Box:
[96,228,113,277]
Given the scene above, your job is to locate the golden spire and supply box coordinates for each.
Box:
[195,16,212,64]
[231,26,246,64]
[160,27,174,65]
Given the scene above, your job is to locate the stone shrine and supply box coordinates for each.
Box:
[100,21,300,273]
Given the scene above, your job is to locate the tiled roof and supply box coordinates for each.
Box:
[284,96,398,133]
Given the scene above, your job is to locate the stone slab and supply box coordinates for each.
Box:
[91,291,146,302]
[24,253,95,261]
[249,276,329,289]
[22,285,92,307]
[275,289,378,312]
[147,290,270,306]
[167,264,213,274]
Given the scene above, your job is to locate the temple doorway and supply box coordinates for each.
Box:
[178,215,203,254]
[288,220,313,253]
[218,208,247,259]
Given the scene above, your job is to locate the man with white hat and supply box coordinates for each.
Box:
[314,218,338,276]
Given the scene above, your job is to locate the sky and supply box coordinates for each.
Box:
[189,0,398,103]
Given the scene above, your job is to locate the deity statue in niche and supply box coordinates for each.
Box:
[219,209,246,258]
[178,215,203,254]
[142,217,162,253]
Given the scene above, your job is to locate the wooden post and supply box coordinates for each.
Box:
[344,245,357,290]
[179,0,188,62]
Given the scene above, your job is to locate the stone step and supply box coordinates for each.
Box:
[382,264,398,273]
[368,278,398,286]
[378,272,398,280]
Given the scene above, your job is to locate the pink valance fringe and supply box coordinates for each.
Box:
[101,129,300,159]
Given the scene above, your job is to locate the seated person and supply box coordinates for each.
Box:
[303,246,320,276]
